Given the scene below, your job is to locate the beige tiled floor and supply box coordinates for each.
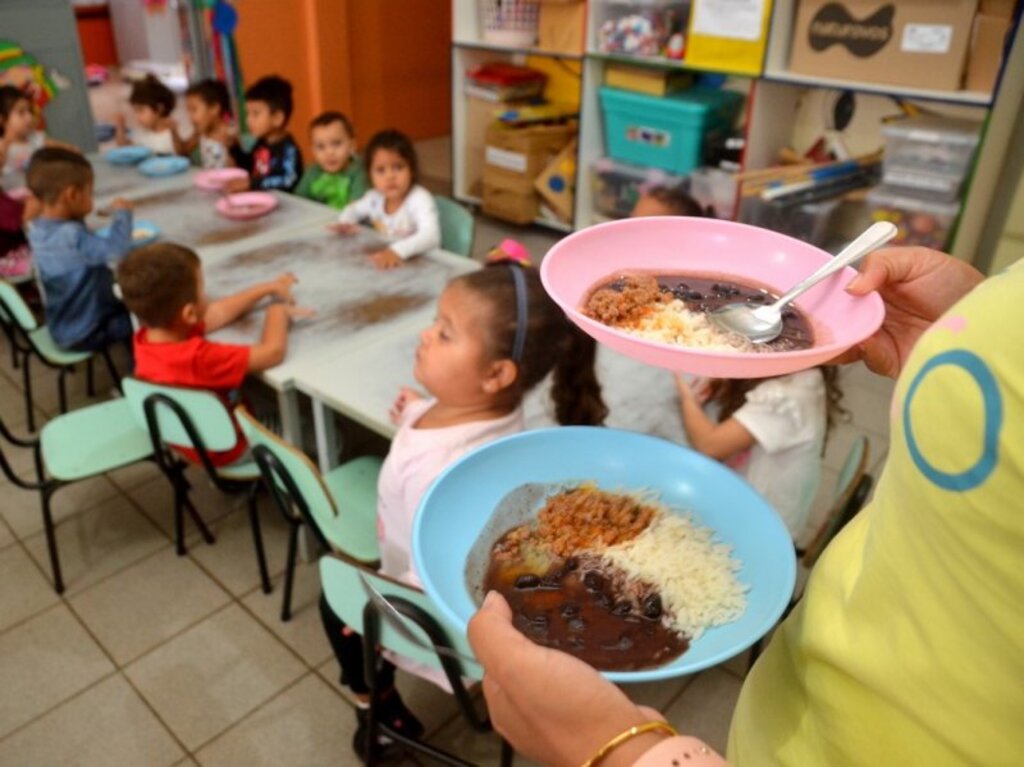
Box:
[0,134,897,764]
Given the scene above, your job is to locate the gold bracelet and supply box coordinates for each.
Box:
[580,721,679,767]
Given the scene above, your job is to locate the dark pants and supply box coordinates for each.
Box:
[70,307,134,361]
[319,592,395,695]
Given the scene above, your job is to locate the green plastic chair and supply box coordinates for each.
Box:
[0,279,120,432]
[239,409,382,621]
[13,400,153,593]
[320,555,512,766]
[121,378,271,593]
[435,195,475,257]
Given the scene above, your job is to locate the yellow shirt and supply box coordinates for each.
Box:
[729,262,1024,766]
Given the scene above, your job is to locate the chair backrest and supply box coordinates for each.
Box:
[235,409,341,544]
[319,554,483,681]
[435,195,475,258]
[0,280,39,332]
[122,377,239,472]
[802,435,869,567]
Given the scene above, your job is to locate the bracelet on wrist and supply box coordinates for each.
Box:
[579,721,679,767]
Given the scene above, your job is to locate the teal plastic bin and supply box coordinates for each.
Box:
[600,86,744,174]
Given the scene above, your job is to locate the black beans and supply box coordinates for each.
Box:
[642,594,663,620]
[559,602,580,619]
[583,571,604,592]
[514,574,541,590]
[685,290,704,300]
[611,600,632,616]
[568,617,586,632]
[564,557,579,571]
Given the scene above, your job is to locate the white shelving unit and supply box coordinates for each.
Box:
[451,0,1023,260]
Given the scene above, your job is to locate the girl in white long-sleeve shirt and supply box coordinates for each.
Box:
[334,129,440,270]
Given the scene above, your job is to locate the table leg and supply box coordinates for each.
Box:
[312,397,342,473]
[277,389,303,446]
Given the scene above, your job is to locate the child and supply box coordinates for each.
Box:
[116,242,306,465]
[26,148,135,352]
[333,129,439,270]
[114,75,180,155]
[1,85,46,174]
[227,75,303,192]
[181,79,235,169]
[631,184,708,218]
[294,111,367,209]
[676,372,845,542]
[319,261,608,759]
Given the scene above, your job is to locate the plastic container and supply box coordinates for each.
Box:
[600,86,743,174]
[738,196,841,248]
[480,0,540,47]
[881,116,982,179]
[867,184,960,251]
[591,157,688,218]
[595,0,690,59]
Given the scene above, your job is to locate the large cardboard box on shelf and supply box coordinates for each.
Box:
[464,95,520,198]
[483,121,575,224]
[538,0,586,55]
[482,185,539,225]
[788,0,979,91]
[980,0,1017,17]
[965,13,1012,93]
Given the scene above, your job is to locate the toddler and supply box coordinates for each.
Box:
[333,129,439,270]
[117,243,307,466]
[630,186,841,541]
[320,261,608,759]
[295,111,367,209]
[227,75,303,192]
[1,85,57,175]
[26,148,134,353]
[181,79,235,168]
[114,74,180,155]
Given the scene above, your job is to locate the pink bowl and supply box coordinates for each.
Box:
[195,167,249,191]
[215,192,278,221]
[540,217,885,378]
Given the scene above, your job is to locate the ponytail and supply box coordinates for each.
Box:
[552,327,607,426]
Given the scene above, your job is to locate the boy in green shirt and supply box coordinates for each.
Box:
[294,111,368,209]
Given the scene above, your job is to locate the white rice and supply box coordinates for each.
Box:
[602,511,747,640]
[621,299,757,353]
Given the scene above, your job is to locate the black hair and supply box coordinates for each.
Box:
[244,75,294,121]
[129,74,177,117]
[26,147,93,203]
[454,263,608,426]
[642,185,708,217]
[310,110,354,137]
[0,85,30,129]
[364,129,419,185]
[117,243,202,328]
[185,78,231,117]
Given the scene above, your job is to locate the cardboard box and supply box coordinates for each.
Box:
[534,138,577,222]
[538,0,586,55]
[483,122,576,193]
[788,0,979,91]
[980,0,1016,18]
[483,184,538,225]
[464,95,521,198]
[604,64,693,96]
[965,13,1011,93]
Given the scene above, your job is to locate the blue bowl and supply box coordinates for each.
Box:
[104,145,152,165]
[97,219,160,248]
[137,155,190,178]
[413,427,796,683]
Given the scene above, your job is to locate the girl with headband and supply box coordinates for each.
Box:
[320,259,608,759]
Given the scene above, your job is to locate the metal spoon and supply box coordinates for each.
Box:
[709,221,898,344]
[356,571,478,665]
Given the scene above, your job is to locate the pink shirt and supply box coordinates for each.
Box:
[376,397,525,585]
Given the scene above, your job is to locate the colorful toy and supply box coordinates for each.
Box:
[486,238,532,267]
[598,8,687,59]
[0,40,68,128]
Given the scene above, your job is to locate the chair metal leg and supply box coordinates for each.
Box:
[102,349,122,392]
[2,322,17,370]
[247,484,272,596]
[173,481,187,556]
[281,522,299,622]
[22,351,35,433]
[40,484,65,594]
[184,494,215,545]
[57,368,69,413]
[86,358,95,397]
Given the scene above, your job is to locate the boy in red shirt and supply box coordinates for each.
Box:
[117,242,306,465]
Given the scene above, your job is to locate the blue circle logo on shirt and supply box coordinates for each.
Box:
[903,349,1002,492]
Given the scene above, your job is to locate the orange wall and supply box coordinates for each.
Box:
[234,0,451,158]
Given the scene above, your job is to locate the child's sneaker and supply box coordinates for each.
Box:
[352,691,425,762]
[0,245,32,280]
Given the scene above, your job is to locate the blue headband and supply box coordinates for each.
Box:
[508,263,528,364]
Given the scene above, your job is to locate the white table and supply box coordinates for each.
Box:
[201,227,477,449]
[294,324,688,471]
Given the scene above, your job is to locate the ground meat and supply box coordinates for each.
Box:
[583,274,665,325]
[495,486,657,560]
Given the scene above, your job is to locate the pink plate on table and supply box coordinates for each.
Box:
[195,167,249,191]
[215,192,278,221]
[540,217,885,379]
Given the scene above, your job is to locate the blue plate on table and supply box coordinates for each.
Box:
[137,156,190,178]
[97,219,160,248]
[95,122,116,143]
[413,427,797,683]
[104,145,152,165]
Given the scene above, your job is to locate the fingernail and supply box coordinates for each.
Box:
[482,591,500,609]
